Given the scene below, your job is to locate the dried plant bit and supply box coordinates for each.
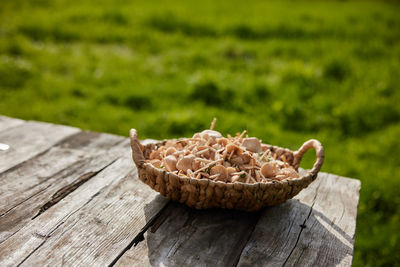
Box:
[221,149,228,160]
[196,148,209,156]
[217,138,228,147]
[259,150,270,161]
[201,172,210,178]
[243,165,260,170]
[150,159,162,168]
[187,169,195,178]
[209,174,220,180]
[230,175,240,183]
[279,167,300,179]
[207,146,217,152]
[186,144,196,151]
[275,160,286,168]
[210,117,217,130]
[212,143,220,149]
[259,170,266,179]
[245,174,250,183]
[196,173,201,179]
[231,171,246,176]
[196,158,212,163]
[196,145,208,151]
[275,174,287,180]
[249,176,257,184]
[238,130,247,140]
[226,167,236,176]
[255,170,262,182]
[228,150,235,161]
[193,159,223,174]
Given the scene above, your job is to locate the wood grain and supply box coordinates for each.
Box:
[237,172,361,267]
[0,115,25,133]
[0,131,127,243]
[0,120,80,174]
[0,152,169,266]
[115,202,260,267]
[114,172,360,267]
[0,117,361,266]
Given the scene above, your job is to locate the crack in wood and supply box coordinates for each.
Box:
[150,202,174,233]
[17,239,46,267]
[16,186,105,266]
[281,181,321,267]
[227,211,262,267]
[32,159,118,220]
[108,201,171,267]
[17,221,67,266]
[0,185,51,219]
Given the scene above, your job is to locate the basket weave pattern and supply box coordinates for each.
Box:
[130,129,324,211]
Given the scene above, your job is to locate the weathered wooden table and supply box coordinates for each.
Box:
[0,115,361,266]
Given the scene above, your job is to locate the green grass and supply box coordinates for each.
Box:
[1,0,399,265]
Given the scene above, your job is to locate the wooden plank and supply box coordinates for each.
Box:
[237,172,361,267]
[0,150,169,266]
[113,173,310,267]
[0,132,127,243]
[280,174,360,266]
[114,203,261,267]
[0,115,25,132]
[0,120,80,173]
[113,172,360,267]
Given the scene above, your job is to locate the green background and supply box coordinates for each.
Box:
[0,0,399,265]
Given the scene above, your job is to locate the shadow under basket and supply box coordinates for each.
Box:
[129,129,324,211]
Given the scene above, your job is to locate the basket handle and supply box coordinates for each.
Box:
[293,139,324,179]
[129,129,146,167]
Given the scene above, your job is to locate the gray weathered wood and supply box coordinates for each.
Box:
[237,172,361,267]
[115,203,260,267]
[0,151,169,266]
[0,116,361,267]
[0,131,127,243]
[114,172,360,267]
[0,116,25,133]
[0,120,80,173]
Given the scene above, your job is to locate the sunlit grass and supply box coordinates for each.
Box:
[0,0,399,265]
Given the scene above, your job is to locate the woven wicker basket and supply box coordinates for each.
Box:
[129,129,324,211]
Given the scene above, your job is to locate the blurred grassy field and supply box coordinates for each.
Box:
[0,0,399,265]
